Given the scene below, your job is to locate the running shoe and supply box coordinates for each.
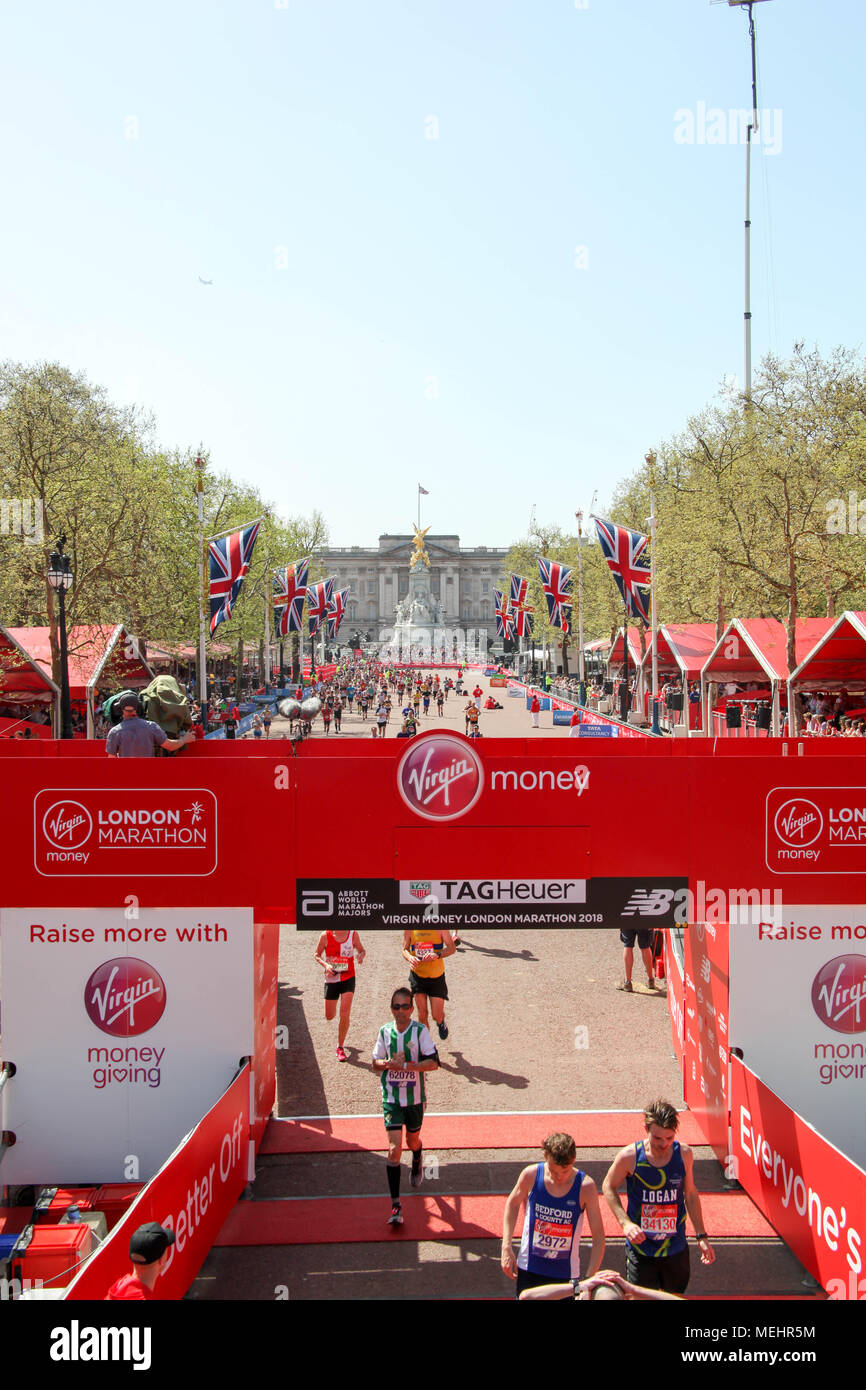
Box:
[387,1204,403,1226]
[336,1045,348,1061]
[437,1020,449,1039]
[617,980,633,993]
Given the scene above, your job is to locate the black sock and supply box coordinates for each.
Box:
[387,1162,401,1201]
[411,1145,422,1172]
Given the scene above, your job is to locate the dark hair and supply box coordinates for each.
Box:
[644,1098,679,1132]
[391,987,412,1008]
[542,1132,576,1166]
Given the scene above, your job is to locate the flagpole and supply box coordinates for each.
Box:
[195,456,207,711]
[646,452,661,736]
[620,608,630,723]
[575,511,586,701]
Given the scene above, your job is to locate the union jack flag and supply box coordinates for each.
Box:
[307,578,335,637]
[594,517,651,625]
[273,557,309,637]
[494,588,514,640]
[208,522,261,635]
[537,557,573,632]
[509,574,534,639]
[326,587,349,640]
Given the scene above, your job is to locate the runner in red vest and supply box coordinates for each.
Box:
[314,928,366,1061]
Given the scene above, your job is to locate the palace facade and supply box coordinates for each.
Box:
[319,533,510,643]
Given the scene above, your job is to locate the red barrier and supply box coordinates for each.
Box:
[730,1057,866,1299]
[63,1063,250,1300]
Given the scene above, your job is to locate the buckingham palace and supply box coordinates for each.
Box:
[319,533,509,646]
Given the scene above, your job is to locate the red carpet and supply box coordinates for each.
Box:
[261,1110,706,1154]
[214,1191,776,1247]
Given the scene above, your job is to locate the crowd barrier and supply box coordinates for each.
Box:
[62,1063,253,1300]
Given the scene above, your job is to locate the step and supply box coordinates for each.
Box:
[261,1109,708,1154]
[214,1191,776,1247]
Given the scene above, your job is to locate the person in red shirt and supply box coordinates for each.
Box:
[105,1222,175,1300]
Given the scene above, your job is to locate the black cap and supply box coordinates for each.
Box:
[129,1222,175,1264]
[116,692,140,712]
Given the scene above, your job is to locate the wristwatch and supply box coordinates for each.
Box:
[571,1278,581,1299]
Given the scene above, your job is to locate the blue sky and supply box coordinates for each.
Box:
[1,1,863,547]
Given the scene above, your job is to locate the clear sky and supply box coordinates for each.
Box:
[1,1,863,547]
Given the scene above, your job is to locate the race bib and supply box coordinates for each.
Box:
[415,943,437,959]
[388,1069,414,1087]
[640,1203,678,1236]
[326,958,348,974]
[532,1219,572,1256]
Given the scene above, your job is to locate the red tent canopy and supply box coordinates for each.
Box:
[6,625,154,702]
[788,611,866,692]
[700,617,834,735]
[639,622,718,680]
[0,624,59,706]
[607,626,644,672]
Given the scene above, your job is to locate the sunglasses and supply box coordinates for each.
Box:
[391,1002,412,1010]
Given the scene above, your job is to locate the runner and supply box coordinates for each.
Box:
[501,1132,605,1298]
[372,987,439,1226]
[333,696,343,733]
[436,688,445,716]
[262,706,273,738]
[314,927,366,1061]
[602,1098,715,1294]
[402,927,456,1039]
[321,702,332,736]
[464,700,479,736]
[377,703,388,737]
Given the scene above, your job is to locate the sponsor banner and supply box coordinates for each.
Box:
[65,1063,250,1300]
[0,908,254,1183]
[579,709,650,739]
[34,787,217,877]
[730,907,866,1166]
[730,1056,866,1299]
[684,922,730,1162]
[665,934,685,1064]
[507,687,524,697]
[483,667,498,677]
[578,723,615,737]
[767,786,866,874]
[526,695,551,711]
[296,877,688,929]
[252,922,279,1152]
[489,677,508,688]
[552,710,574,726]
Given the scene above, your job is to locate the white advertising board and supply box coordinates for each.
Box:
[729,906,866,1167]
[0,907,254,1184]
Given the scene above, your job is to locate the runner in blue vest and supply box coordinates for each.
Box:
[602,1098,715,1294]
[501,1133,605,1297]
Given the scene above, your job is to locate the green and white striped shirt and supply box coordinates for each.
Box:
[373,1021,437,1107]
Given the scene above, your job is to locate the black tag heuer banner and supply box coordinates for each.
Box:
[295,878,689,929]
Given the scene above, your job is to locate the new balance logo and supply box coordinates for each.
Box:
[621,888,675,917]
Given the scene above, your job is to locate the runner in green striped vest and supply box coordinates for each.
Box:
[372,987,439,1226]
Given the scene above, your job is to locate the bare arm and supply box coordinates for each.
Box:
[682,1146,715,1265]
[580,1175,606,1280]
[501,1167,534,1280]
[602,1145,645,1244]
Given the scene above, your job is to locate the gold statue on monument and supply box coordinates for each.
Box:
[410,523,431,569]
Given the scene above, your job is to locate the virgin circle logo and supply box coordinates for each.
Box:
[774,798,823,847]
[397,733,483,822]
[42,801,93,850]
[84,957,167,1037]
[810,955,866,1035]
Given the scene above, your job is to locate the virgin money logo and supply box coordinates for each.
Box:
[774,798,823,847]
[84,957,167,1037]
[397,734,483,822]
[42,801,93,850]
[810,955,866,1035]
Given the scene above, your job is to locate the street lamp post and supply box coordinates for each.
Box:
[47,539,74,740]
